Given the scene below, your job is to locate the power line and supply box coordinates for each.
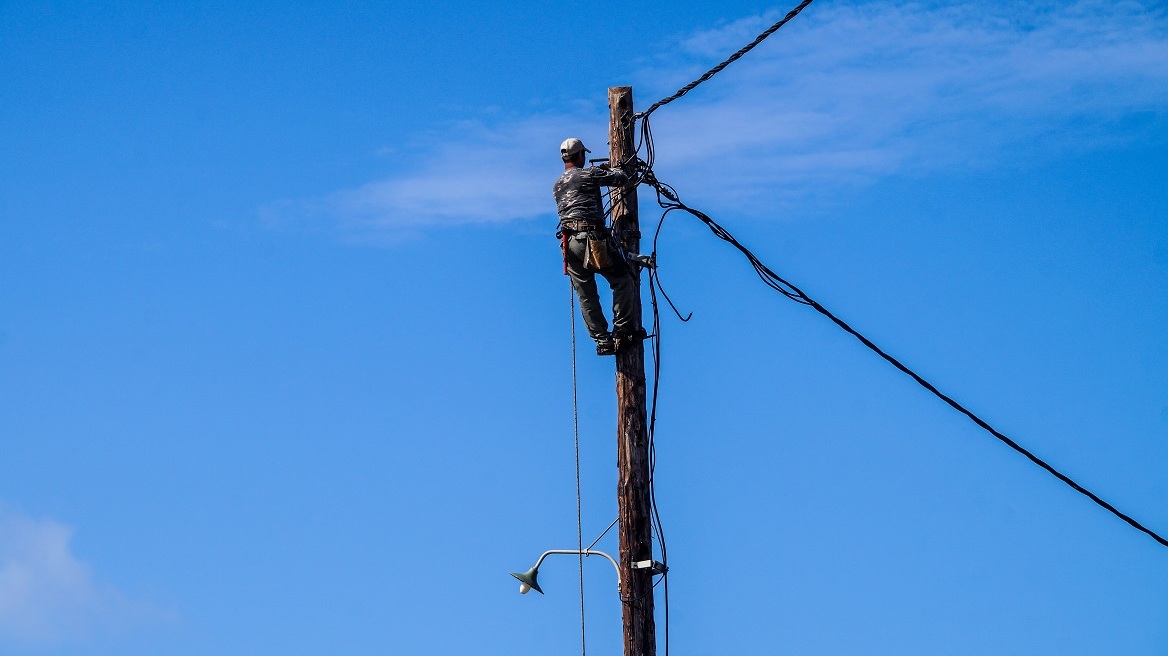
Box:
[632,127,1168,550]
[635,0,816,120]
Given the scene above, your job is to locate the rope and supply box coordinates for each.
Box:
[635,0,816,119]
[569,288,587,656]
[636,154,1168,550]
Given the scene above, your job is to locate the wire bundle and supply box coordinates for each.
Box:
[632,117,1168,551]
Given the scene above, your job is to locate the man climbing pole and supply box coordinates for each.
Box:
[554,137,647,356]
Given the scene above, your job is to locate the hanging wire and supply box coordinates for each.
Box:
[645,268,671,656]
[569,288,587,656]
[614,108,673,655]
[631,118,1168,551]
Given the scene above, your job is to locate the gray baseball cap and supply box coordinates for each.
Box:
[560,138,590,158]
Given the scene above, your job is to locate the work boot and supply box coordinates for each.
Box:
[596,334,616,356]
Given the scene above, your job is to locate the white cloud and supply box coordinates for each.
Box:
[641,0,1168,206]
[264,113,609,242]
[330,118,567,227]
[0,509,159,645]
[293,0,1168,236]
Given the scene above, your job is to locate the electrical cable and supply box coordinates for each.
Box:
[645,269,671,656]
[599,106,672,652]
[632,118,1168,549]
[614,112,671,655]
[636,0,816,120]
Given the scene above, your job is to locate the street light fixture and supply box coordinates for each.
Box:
[509,549,622,595]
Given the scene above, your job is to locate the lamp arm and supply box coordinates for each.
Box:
[532,549,622,590]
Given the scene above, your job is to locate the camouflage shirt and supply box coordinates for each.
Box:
[553,166,629,232]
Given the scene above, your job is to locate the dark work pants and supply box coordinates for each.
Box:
[563,233,639,341]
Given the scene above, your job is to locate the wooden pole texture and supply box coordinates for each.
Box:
[608,86,657,656]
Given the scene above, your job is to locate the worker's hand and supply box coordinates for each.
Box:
[595,162,611,170]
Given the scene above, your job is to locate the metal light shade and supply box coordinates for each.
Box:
[510,566,543,594]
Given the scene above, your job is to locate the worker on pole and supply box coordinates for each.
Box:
[554,137,646,355]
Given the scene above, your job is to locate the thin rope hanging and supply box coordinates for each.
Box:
[569,288,587,656]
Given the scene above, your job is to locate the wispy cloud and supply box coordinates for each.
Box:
[287,0,1168,237]
[262,112,608,243]
[0,508,162,646]
[642,0,1168,205]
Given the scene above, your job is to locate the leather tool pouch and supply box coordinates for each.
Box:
[584,230,611,271]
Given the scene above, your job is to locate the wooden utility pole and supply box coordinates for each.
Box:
[609,86,657,656]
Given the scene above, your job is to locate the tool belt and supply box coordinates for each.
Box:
[559,218,602,234]
[558,223,614,273]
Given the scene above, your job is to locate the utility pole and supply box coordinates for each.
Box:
[609,86,657,656]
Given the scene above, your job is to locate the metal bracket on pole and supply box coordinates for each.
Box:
[631,559,668,575]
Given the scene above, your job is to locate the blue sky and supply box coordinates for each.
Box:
[1,1,1166,654]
